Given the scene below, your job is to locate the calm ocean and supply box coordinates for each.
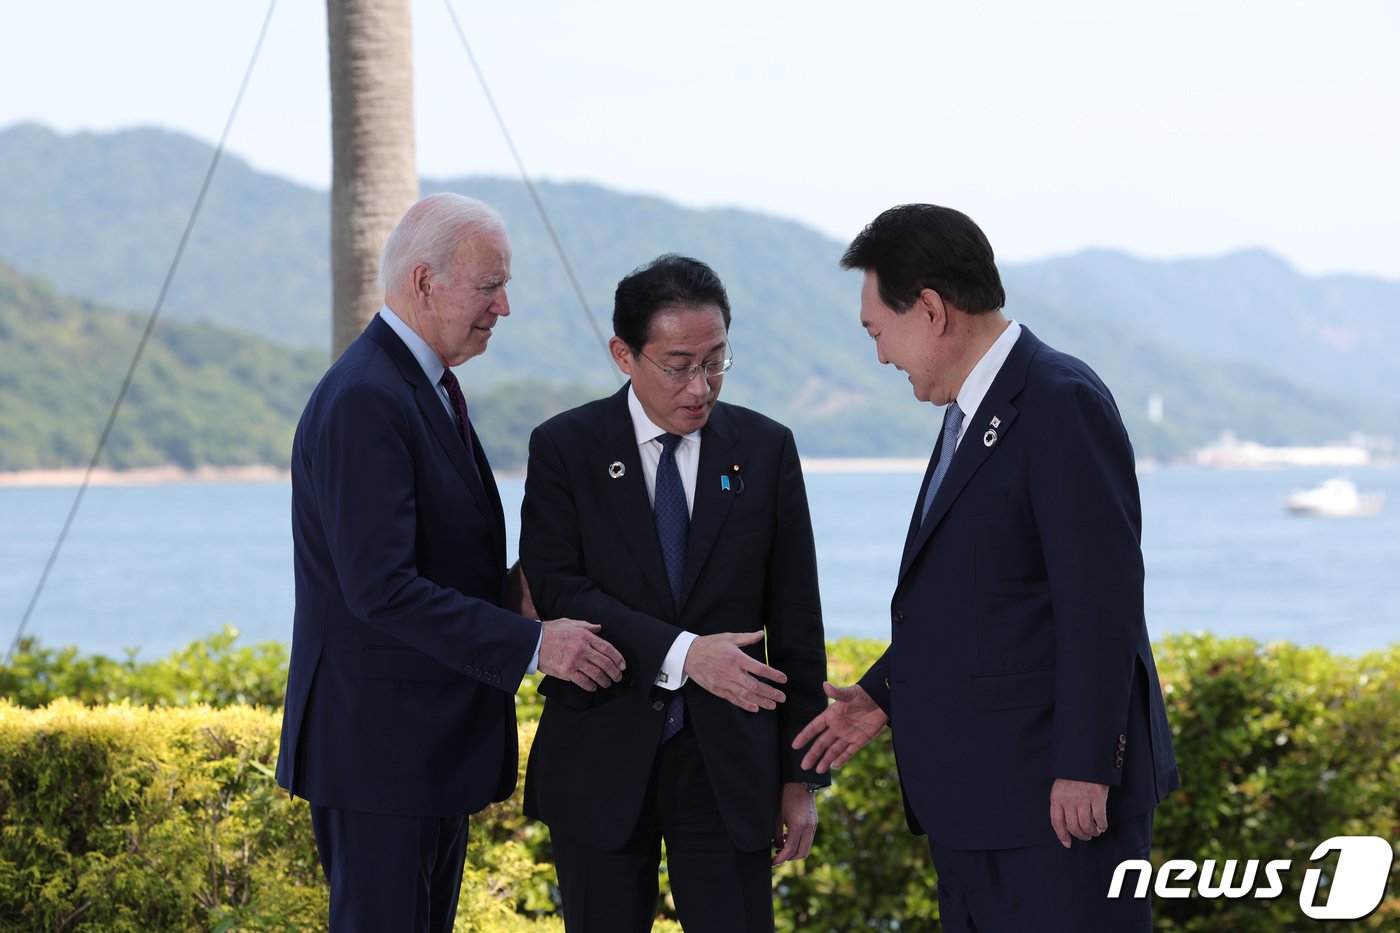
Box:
[2,466,1397,659]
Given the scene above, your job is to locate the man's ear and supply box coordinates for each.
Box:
[917,288,948,335]
[412,262,433,301]
[608,336,634,375]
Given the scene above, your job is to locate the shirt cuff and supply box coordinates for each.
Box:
[655,631,697,690]
[526,628,542,675]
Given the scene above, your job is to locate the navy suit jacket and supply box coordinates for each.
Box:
[519,387,829,852]
[276,314,540,817]
[858,327,1179,850]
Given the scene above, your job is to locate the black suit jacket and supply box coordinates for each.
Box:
[858,327,1179,850]
[520,386,829,852]
[276,314,540,817]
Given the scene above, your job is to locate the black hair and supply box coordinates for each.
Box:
[841,204,1005,315]
[613,254,732,350]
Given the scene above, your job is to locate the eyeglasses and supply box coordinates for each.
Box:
[637,345,734,383]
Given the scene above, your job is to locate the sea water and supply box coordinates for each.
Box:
[1,466,1397,659]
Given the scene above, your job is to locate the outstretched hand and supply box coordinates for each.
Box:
[683,631,788,712]
[792,681,888,773]
[537,618,626,691]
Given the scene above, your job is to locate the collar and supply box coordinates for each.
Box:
[627,384,703,447]
[956,319,1022,427]
[379,304,447,388]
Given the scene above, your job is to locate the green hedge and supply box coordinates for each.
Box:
[1,634,1397,931]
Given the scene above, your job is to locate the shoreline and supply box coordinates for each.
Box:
[0,459,931,488]
[0,465,291,488]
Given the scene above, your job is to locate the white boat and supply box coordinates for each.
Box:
[1284,478,1385,517]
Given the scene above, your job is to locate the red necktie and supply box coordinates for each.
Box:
[439,368,476,460]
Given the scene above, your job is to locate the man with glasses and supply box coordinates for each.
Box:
[520,253,830,931]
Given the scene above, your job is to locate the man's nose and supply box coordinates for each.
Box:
[494,287,511,317]
[682,372,710,399]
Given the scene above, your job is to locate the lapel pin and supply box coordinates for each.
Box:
[722,463,745,494]
[983,429,998,448]
[991,416,1001,428]
[608,461,626,479]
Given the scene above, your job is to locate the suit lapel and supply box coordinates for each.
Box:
[593,386,677,613]
[365,316,495,526]
[897,328,1039,586]
[469,420,507,569]
[680,405,741,609]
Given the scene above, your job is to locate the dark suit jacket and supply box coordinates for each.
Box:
[276,314,539,817]
[858,327,1179,851]
[520,386,829,852]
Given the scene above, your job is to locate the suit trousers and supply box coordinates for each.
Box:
[549,725,775,933]
[927,811,1154,933]
[311,804,470,933]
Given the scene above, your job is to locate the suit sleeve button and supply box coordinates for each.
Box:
[652,700,666,712]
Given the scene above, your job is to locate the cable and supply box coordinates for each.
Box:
[440,0,618,377]
[3,0,281,665]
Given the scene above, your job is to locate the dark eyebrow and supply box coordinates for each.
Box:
[661,340,729,360]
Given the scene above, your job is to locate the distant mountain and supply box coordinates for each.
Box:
[0,260,321,471]
[1003,250,1400,407]
[0,260,604,470]
[1,122,1395,464]
[0,123,329,346]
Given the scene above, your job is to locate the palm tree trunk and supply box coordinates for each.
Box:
[327,0,418,358]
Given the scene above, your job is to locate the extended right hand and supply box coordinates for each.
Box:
[683,631,788,712]
[538,618,626,691]
[792,681,888,773]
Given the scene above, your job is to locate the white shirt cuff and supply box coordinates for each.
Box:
[526,628,542,675]
[655,631,697,690]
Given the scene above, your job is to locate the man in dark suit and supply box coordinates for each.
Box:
[520,254,830,932]
[276,192,625,932]
[794,205,1179,931]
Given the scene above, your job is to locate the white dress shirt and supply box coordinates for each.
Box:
[626,386,700,690]
[952,320,1022,450]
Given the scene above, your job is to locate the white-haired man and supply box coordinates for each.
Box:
[276,193,625,931]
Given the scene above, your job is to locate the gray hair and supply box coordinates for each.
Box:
[378,193,507,291]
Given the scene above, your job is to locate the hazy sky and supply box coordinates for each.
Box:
[5,0,1398,278]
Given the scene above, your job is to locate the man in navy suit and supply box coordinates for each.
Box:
[520,255,830,931]
[795,205,1178,931]
[276,193,625,932]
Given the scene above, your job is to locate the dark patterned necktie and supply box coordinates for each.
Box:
[438,368,475,460]
[654,433,688,742]
[920,402,964,524]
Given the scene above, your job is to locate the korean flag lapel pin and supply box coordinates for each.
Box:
[608,461,626,479]
[983,416,1001,448]
[720,462,744,494]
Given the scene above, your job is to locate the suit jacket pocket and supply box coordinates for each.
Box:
[972,667,1054,710]
[361,645,458,682]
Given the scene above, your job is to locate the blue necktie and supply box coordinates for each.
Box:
[654,433,688,742]
[921,402,964,525]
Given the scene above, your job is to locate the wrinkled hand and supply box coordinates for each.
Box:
[772,782,817,865]
[792,682,888,773]
[682,631,787,712]
[1050,778,1109,848]
[537,618,626,691]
